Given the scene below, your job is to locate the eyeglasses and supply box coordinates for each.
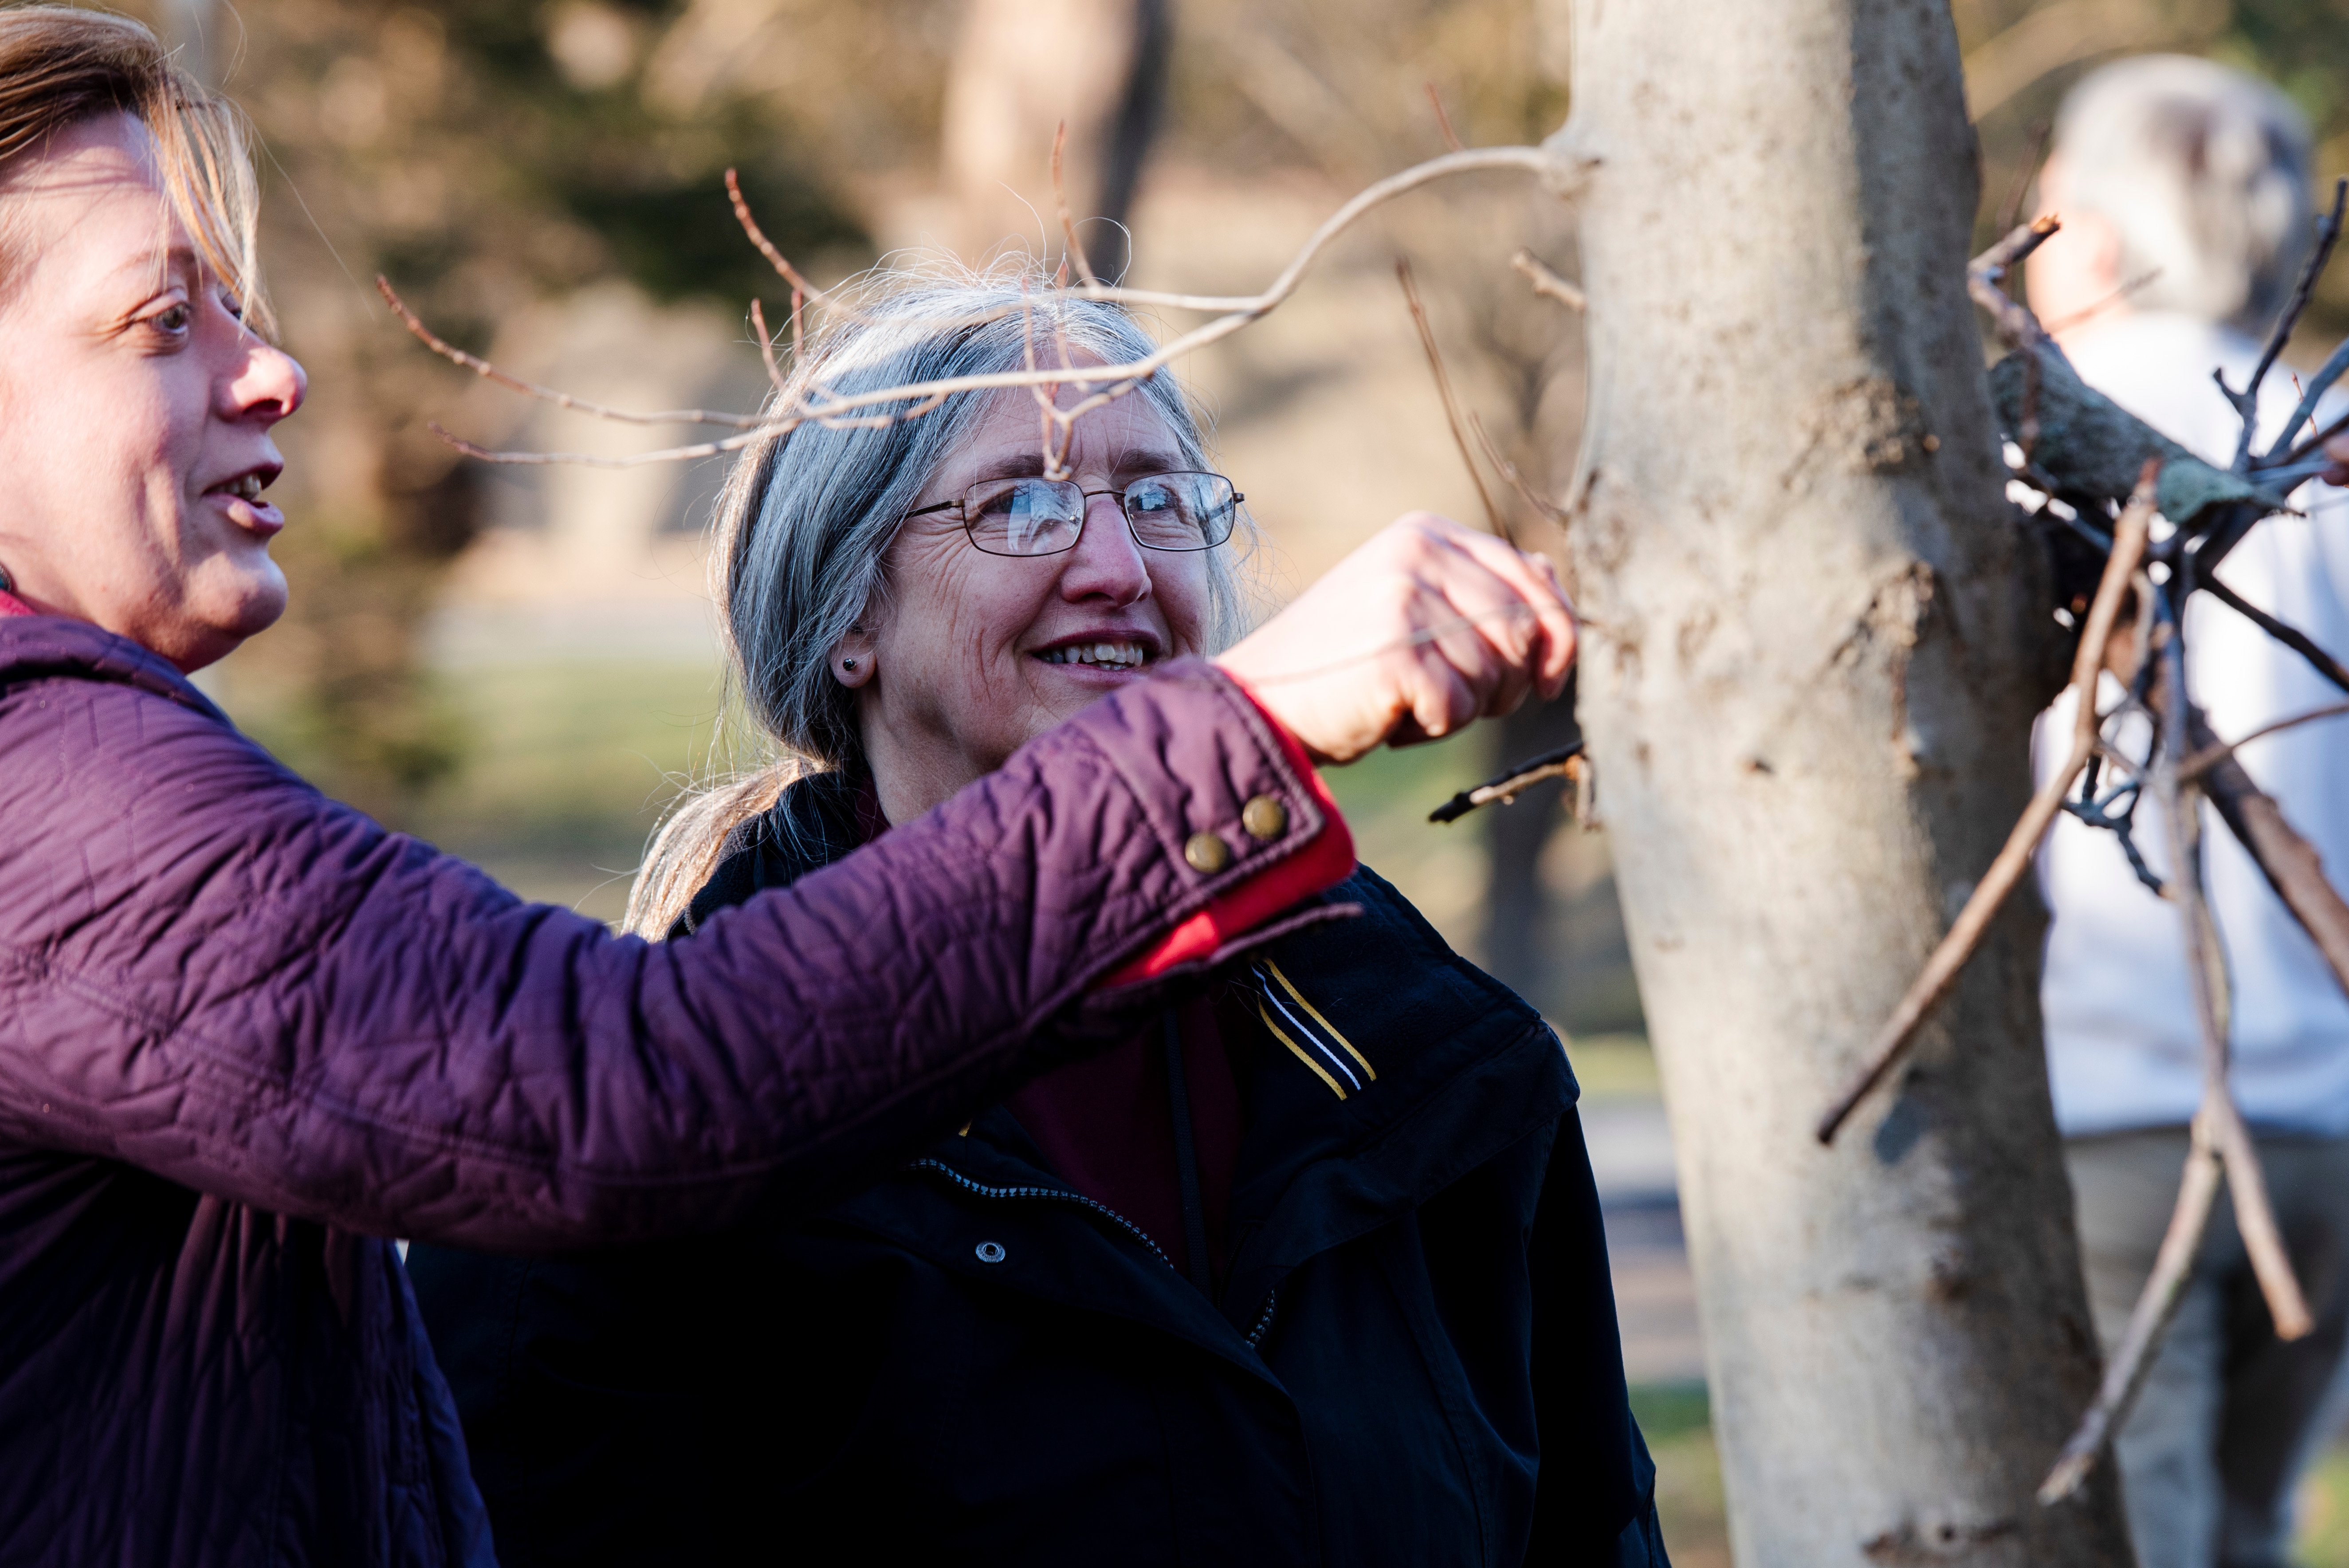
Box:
[903,472,1243,558]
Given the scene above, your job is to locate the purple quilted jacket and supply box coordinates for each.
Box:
[0,615,1343,1568]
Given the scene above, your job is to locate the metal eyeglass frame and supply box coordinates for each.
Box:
[902,471,1244,557]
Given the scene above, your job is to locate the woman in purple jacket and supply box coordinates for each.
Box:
[0,12,1573,1568]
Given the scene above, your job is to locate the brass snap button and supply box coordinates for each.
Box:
[1241,795,1288,841]
[1183,832,1231,874]
[975,1240,1006,1264]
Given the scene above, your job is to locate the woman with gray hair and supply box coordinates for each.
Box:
[2027,54,2349,1568]
[409,266,1665,1568]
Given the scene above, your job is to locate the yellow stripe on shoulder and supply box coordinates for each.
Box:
[1258,998,1349,1100]
[1263,959,1375,1082]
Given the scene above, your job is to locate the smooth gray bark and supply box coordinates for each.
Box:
[1552,3,2134,1561]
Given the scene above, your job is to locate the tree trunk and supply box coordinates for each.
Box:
[1553,3,2134,1562]
[939,0,1169,275]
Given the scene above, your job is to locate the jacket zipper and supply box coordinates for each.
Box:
[907,1159,1175,1269]
[907,1158,1281,1348]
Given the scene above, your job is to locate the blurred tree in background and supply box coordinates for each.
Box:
[134,0,900,820]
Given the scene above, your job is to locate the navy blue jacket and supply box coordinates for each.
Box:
[410,776,1666,1566]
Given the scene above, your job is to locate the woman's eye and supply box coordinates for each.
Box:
[148,303,192,335]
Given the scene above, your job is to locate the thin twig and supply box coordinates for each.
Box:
[2190,705,2349,1003]
[1429,740,1584,823]
[725,169,864,320]
[1995,120,2051,237]
[1397,258,1512,545]
[2199,576,2349,696]
[1817,463,2155,1145]
[1512,248,1586,312]
[2037,1112,2223,1503]
[2152,598,2313,1340]
[426,421,779,467]
[2181,700,2349,779]
[749,299,787,398]
[428,148,1565,466]
[1469,411,1571,528]
[2040,269,2161,338]
[1968,214,2061,350]
[1051,121,1100,288]
[378,277,768,429]
[1425,82,1463,153]
[2227,177,2349,469]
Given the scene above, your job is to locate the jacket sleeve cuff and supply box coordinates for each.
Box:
[1100,672,1354,986]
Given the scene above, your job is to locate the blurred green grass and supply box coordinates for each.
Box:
[1631,1383,1728,1568]
[386,657,1529,932]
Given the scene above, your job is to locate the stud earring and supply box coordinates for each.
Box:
[842,658,858,671]
[0,561,13,594]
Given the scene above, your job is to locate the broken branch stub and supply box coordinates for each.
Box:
[1985,346,2291,526]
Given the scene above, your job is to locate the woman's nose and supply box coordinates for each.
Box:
[222,341,306,426]
[1058,492,1151,605]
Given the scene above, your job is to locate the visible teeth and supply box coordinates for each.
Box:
[217,474,264,501]
[1041,641,1147,668]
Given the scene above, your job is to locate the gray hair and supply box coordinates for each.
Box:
[627,259,1251,936]
[2054,54,2314,330]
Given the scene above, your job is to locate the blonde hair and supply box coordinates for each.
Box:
[625,262,1251,939]
[0,5,269,331]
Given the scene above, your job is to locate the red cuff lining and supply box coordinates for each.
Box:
[1101,681,1355,987]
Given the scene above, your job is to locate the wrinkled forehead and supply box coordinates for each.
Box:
[950,373,1191,481]
[0,112,179,300]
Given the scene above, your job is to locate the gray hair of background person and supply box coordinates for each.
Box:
[627,262,1255,936]
[2055,54,2314,330]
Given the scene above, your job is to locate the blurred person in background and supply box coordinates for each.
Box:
[407,271,1666,1568]
[0,9,1578,1564]
[2028,55,2349,1568]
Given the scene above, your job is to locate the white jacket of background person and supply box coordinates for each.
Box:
[2034,310,2349,1136]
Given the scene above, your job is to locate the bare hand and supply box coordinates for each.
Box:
[1216,513,1577,766]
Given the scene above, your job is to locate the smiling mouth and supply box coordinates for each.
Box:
[206,472,273,503]
[1036,640,1151,670]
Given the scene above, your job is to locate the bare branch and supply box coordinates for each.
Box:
[2190,706,2349,1003]
[2225,177,2349,469]
[725,168,866,321]
[1424,82,1463,153]
[1429,741,1585,824]
[1051,121,1100,288]
[378,277,768,429]
[2181,700,2349,780]
[421,146,1567,468]
[426,421,781,467]
[749,299,787,399]
[2199,575,2349,696]
[1512,248,1586,312]
[1397,258,1511,545]
[2151,616,2313,1340]
[1994,119,2051,237]
[1469,410,1572,529]
[1818,463,2155,1145]
[2040,269,2161,338]
[2038,1113,2223,1503]
[1968,215,2061,350]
